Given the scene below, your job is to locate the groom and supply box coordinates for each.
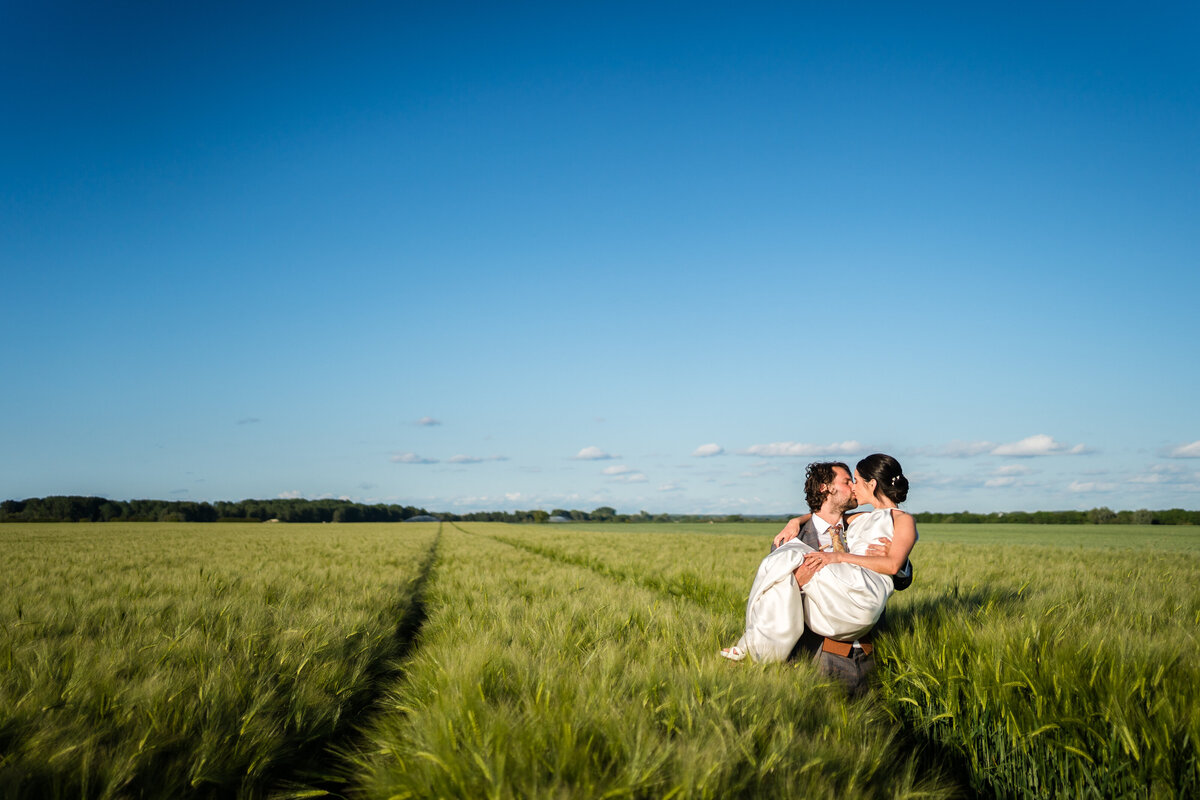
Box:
[770,461,912,695]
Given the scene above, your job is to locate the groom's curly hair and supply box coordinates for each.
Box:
[804,462,851,511]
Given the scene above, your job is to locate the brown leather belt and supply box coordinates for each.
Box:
[822,637,873,657]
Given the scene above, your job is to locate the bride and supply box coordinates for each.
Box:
[721,453,917,663]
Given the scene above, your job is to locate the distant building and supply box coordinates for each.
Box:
[404,514,441,522]
[548,515,572,523]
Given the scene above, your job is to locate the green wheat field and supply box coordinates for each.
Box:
[2,521,1198,798]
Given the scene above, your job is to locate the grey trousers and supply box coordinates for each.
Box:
[789,630,875,697]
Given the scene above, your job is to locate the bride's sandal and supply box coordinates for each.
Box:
[720,645,747,662]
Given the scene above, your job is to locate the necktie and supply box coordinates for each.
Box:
[830,523,847,553]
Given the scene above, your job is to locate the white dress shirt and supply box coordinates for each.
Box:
[810,514,839,551]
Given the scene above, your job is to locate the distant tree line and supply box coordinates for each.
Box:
[0,496,431,524]
[452,507,681,524]
[910,507,1200,525]
[2,497,1197,526]
[479,507,1200,525]
[0,500,759,525]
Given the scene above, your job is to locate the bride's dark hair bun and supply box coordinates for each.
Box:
[856,453,908,503]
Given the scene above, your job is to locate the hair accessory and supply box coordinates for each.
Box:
[891,475,901,485]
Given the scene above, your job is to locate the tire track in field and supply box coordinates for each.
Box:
[389,524,441,660]
[453,522,737,616]
[267,524,442,799]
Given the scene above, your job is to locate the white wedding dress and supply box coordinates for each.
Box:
[732,507,899,662]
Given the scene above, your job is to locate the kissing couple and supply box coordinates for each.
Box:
[721,454,916,694]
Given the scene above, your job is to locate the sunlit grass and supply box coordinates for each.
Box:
[3,520,1197,798]
[878,539,1200,798]
[0,522,438,798]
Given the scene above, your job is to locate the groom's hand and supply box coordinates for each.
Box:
[866,537,893,557]
[793,559,819,588]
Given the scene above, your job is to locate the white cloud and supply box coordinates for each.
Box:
[448,454,508,464]
[603,465,634,475]
[907,469,1012,490]
[1129,464,1199,486]
[417,416,441,426]
[448,491,582,509]
[1129,465,1174,484]
[658,481,683,492]
[390,452,439,464]
[609,472,648,483]
[740,465,783,479]
[740,440,862,457]
[977,463,1036,488]
[934,440,997,458]
[692,443,725,457]
[907,470,956,487]
[1067,480,1116,493]
[1167,441,1200,458]
[277,490,303,499]
[992,434,1089,457]
[575,446,617,460]
[929,438,1089,458]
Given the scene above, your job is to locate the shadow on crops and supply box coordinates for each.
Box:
[885,720,990,800]
[880,581,1024,636]
[864,582,1024,800]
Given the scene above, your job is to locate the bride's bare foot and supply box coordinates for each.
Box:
[720,645,747,662]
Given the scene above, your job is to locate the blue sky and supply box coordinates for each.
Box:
[3,1,1198,514]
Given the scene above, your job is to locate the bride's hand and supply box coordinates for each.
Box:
[772,518,802,548]
[802,551,841,569]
